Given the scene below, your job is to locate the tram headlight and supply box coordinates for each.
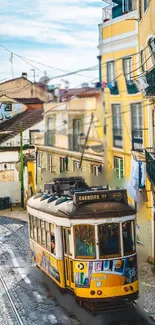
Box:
[90,290,95,295]
[96,282,102,288]
[129,286,133,291]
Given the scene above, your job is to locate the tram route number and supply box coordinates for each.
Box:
[76,263,85,270]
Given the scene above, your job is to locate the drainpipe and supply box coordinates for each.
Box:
[97,55,102,83]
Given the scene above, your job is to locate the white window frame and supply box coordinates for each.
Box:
[107,61,115,86]
[38,152,42,167]
[91,165,100,176]
[112,104,123,148]
[47,118,53,130]
[73,160,80,171]
[114,156,124,179]
[123,57,132,82]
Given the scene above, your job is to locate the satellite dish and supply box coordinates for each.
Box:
[39,76,50,85]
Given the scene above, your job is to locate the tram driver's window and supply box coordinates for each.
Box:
[98,223,120,257]
[74,225,95,258]
[122,221,135,255]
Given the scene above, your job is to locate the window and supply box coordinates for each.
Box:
[122,0,134,12]
[98,223,120,258]
[47,154,52,173]
[50,224,56,255]
[122,221,136,255]
[107,61,115,86]
[47,118,53,130]
[60,157,66,173]
[139,0,142,19]
[114,156,124,179]
[131,103,143,150]
[74,225,95,258]
[91,165,101,176]
[29,214,34,239]
[123,57,132,82]
[38,152,42,167]
[112,104,123,148]
[73,160,80,171]
[73,119,82,151]
[4,103,12,111]
[148,37,155,57]
[140,50,145,72]
[29,130,39,145]
[144,0,149,12]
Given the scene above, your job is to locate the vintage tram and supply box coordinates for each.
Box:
[27,176,139,312]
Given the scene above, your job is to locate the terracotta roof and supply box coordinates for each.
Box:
[59,87,100,100]
[0,109,43,145]
[14,97,44,104]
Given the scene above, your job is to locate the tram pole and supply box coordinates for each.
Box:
[20,122,24,208]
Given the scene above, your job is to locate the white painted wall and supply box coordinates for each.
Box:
[0,181,20,203]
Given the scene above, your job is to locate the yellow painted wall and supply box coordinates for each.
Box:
[103,19,136,39]
[27,161,35,194]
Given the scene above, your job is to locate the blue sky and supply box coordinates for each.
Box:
[0,0,107,87]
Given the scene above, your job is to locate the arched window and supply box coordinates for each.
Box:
[148,37,155,56]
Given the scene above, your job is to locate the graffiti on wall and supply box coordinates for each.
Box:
[74,255,138,288]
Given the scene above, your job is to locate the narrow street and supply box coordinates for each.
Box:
[0,216,81,325]
[0,213,155,325]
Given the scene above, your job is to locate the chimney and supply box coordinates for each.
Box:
[22,72,27,79]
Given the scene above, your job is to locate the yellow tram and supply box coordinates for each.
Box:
[27,177,139,311]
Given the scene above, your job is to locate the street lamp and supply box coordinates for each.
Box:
[78,133,86,149]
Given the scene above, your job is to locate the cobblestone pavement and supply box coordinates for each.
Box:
[139,256,155,320]
[0,217,82,325]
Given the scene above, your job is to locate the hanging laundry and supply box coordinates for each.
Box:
[107,83,113,89]
[127,156,146,202]
[138,161,146,188]
[135,76,149,95]
[101,81,107,88]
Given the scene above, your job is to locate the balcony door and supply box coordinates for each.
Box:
[73,119,81,151]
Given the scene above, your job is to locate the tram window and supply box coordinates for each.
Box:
[63,229,67,254]
[98,223,120,257]
[122,221,136,255]
[29,215,33,239]
[33,217,37,241]
[50,224,56,255]
[74,225,95,258]
[70,260,74,283]
[41,229,46,247]
[68,229,73,256]
[46,231,51,251]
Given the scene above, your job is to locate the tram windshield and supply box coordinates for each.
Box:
[122,220,136,255]
[98,223,120,258]
[74,225,95,258]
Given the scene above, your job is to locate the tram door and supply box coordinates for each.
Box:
[63,228,74,290]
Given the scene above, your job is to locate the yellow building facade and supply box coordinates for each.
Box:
[138,0,155,263]
[98,0,153,260]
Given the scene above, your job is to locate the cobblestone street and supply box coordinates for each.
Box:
[0,216,81,325]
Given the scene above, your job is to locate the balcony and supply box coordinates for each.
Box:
[113,129,123,148]
[110,81,119,95]
[44,130,55,147]
[68,134,82,152]
[146,67,155,97]
[102,0,136,23]
[145,149,155,187]
[125,80,139,94]
[132,130,143,151]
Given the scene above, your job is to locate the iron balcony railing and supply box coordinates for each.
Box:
[68,134,82,152]
[146,67,155,97]
[113,128,123,148]
[145,148,155,187]
[44,130,55,147]
[132,130,143,151]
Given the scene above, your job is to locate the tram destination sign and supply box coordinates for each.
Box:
[73,189,127,207]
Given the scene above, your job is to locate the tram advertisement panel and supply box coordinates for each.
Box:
[74,255,137,288]
[30,240,60,283]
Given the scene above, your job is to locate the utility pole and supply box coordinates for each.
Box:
[20,122,24,208]
[79,113,94,169]
[9,52,14,79]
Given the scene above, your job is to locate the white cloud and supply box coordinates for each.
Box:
[0,0,103,86]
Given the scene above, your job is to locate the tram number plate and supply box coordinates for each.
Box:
[106,218,112,222]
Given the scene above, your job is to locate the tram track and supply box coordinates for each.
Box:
[0,275,24,325]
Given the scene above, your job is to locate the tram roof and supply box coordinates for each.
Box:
[27,190,136,219]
